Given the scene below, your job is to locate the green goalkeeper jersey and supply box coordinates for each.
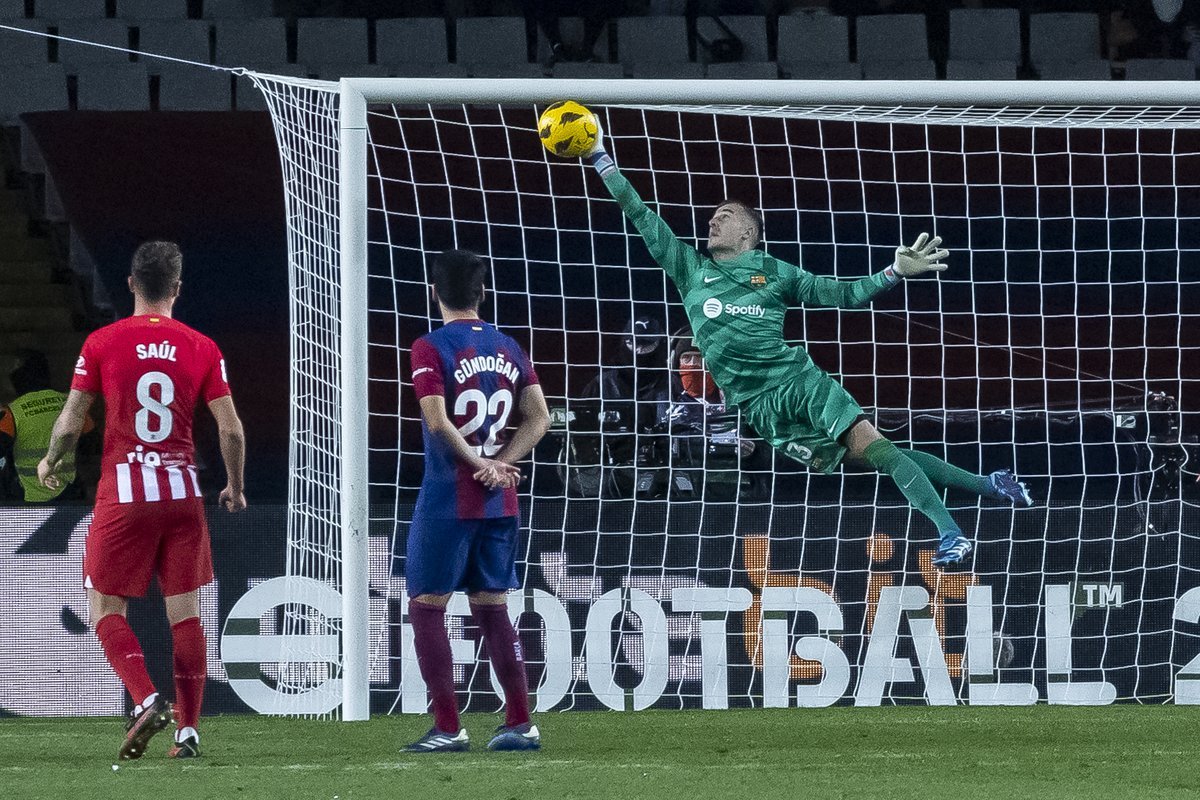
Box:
[601,166,897,406]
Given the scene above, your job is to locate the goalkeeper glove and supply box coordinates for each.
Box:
[891,232,949,278]
[584,121,616,177]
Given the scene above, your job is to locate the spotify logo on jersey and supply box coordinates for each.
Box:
[702,298,765,319]
[702,298,723,318]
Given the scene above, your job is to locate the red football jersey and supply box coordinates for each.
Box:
[72,315,231,506]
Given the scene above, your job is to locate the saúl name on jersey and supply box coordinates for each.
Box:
[136,341,178,361]
[452,352,519,384]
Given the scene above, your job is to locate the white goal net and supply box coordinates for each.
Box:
[250,75,1200,717]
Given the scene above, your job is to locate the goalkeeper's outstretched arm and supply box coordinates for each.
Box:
[583,126,703,286]
[792,232,950,309]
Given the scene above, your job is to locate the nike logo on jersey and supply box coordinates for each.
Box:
[703,276,721,284]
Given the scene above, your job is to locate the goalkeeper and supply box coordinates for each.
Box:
[581,123,1031,568]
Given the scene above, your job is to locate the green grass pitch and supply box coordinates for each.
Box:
[2,707,1194,800]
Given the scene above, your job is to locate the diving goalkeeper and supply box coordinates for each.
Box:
[580,124,1031,568]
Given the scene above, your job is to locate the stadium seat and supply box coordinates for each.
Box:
[616,16,689,65]
[32,0,106,20]
[296,18,368,69]
[551,61,624,79]
[314,64,388,80]
[390,62,467,78]
[455,17,528,64]
[156,65,231,110]
[857,14,928,63]
[138,21,212,68]
[861,59,936,80]
[948,8,1020,63]
[534,16,611,63]
[1029,13,1100,65]
[705,61,778,80]
[628,61,705,79]
[375,18,448,68]
[1123,59,1196,80]
[696,16,769,64]
[0,64,67,124]
[945,59,1018,81]
[0,0,28,17]
[779,60,860,80]
[55,20,133,66]
[116,0,190,20]
[203,0,273,18]
[776,14,849,65]
[234,63,306,110]
[214,18,287,66]
[75,63,150,110]
[0,20,50,64]
[466,62,546,78]
[1035,59,1111,80]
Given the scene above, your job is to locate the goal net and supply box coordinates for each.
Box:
[249,75,1199,717]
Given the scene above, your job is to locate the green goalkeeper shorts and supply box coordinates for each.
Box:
[739,370,865,474]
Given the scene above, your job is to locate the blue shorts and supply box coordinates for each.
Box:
[400,515,521,598]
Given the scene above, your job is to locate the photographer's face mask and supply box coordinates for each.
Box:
[679,350,716,399]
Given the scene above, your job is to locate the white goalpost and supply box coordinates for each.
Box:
[248,75,1199,719]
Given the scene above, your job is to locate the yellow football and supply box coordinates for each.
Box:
[538,100,599,158]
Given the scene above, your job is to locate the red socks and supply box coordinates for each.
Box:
[471,603,530,728]
[409,601,461,733]
[95,614,156,707]
[171,617,207,729]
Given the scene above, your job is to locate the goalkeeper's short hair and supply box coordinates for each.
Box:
[718,198,764,248]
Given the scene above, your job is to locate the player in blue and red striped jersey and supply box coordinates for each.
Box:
[401,250,550,753]
[37,241,246,761]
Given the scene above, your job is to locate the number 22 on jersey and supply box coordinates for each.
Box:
[454,388,513,456]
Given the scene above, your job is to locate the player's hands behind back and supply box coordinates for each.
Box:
[893,233,949,277]
[473,459,522,490]
[219,485,247,512]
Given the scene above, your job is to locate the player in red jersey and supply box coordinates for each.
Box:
[38,241,246,761]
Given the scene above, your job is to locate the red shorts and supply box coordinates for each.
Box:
[84,497,213,597]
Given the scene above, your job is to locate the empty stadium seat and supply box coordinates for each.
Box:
[375,18,448,67]
[857,14,928,63]
[55,20,132,66]
[1029,13,1100,65]
[33,0,106,20]
[214,18,287,66]
[706,61,777,79]
[117,0,189,20]
[0,0,28,17]
[296,18,368,69]
[1036,59,1111,80]
[203,0,272,18]
[138,20,212,68]
[696,16,768,64]
[0,20,50,64]
[616,16,689,65]
[75,63,150,110]
[467,62,546,78]
[948,8,1020,63]
[551,61,623,79]
[1123,59,1196,80]
[0,63,67,124]
[945,59,1018,80]
[861,59,936,80]
[157,65,231,110]
[628,61,705,79]
[776,14,849,65]
[455,17,528,64]
[780,60,859,80]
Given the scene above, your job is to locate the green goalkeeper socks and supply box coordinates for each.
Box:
[900,448,991,497]
[861,439,960,535]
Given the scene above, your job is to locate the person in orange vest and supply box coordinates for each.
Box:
[0,350,93,503]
